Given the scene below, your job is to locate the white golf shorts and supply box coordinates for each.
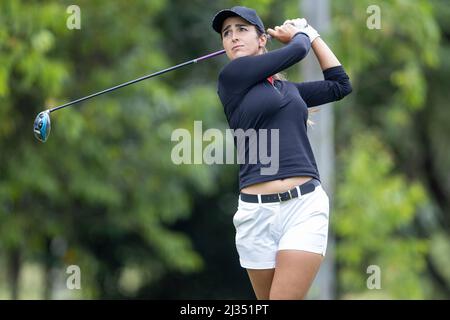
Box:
[233,182,330,269]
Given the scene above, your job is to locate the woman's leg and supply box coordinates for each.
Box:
[269,250,323,300]
[246,268,275,300]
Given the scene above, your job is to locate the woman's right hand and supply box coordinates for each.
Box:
[267,23,302,44]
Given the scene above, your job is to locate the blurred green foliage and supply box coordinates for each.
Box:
[334,133,428,298]
[332,0,450,299]
[0,0,449,299]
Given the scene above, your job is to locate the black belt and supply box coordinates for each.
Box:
[240,179,321,203]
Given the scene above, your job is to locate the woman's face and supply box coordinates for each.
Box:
[221,16,266,60]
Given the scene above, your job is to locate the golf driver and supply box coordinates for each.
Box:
[33,49,226,142]
[33,32,275,143]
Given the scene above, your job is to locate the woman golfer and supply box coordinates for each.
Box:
[212,6,352,299]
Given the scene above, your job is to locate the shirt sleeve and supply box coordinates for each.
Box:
[293,65,353,108]
[219,32,311,94]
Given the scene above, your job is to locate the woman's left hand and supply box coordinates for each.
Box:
[283,18,308,29]
[285,19,320,43]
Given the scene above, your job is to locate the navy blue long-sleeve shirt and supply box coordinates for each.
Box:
[217,32,352,191]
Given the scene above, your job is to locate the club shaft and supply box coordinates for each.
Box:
[49,49,226,113]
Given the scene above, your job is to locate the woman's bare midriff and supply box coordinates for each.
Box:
[240,176,313,195]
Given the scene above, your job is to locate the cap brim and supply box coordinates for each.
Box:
[212,9,240,34]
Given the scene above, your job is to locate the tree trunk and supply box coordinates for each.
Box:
[43,237,53,300]
[8,248,21,300]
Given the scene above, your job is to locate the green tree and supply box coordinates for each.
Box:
[0,0,221,298]
[331,0,450,298]
[334,133,428,298]
[1,0,449,300]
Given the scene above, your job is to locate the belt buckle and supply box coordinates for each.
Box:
[278,190,292,202]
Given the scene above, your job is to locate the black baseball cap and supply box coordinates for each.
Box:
[212,6,265,34]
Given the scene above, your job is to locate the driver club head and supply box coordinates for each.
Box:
[33,111,51,142]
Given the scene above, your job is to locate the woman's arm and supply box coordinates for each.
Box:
[219,27,310,94]
[283,19,341,70]
[295,38,352,107]
[289,23,351,108]
[293,65,352,107]
[311,37,341,70]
